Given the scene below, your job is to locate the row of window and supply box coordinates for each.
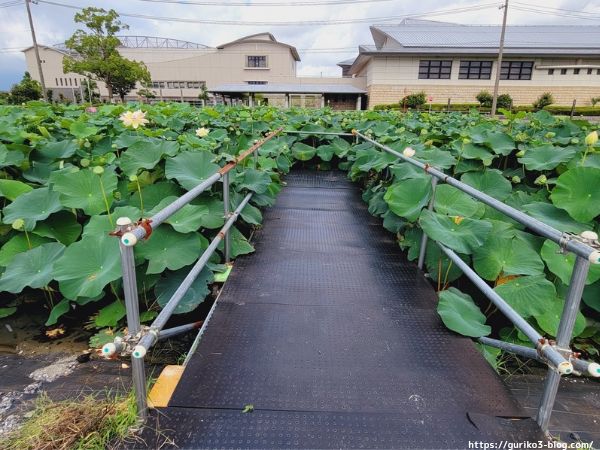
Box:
[419,60,535,80]
[55,77,82,87]
[548,68,600,75]
[247,81,268,85]
[247,56,267,68]
[150,81,206,89]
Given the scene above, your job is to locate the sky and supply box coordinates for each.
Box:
[0,0,598,90]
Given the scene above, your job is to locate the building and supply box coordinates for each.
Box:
[348,19,600,108]
[23,32,365,109]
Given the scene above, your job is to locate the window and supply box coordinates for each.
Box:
[418,60,452,79]
[459,61,492,79]
[167,82,174,88]
[561,69,567,75]
[159,82,165,88]
[247,56,267,68]
[193,81,201,88]
[69,78,72,86]
[548,69,554,75]
[500,61,533,80]
[588,68,593,75]
[60,78,63,86]
[74,78,78,87]
[247,81,268,85]
[55,78,58,85]
[597,69,600,75]
[179,81,186,88]
[574,68,580,74]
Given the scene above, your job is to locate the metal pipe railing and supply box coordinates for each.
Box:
[352,130,600,265]
[158,321,202,341]
[120,128,281,246]
[283,130,354,137]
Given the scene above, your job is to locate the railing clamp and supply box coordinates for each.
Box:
[558,231,600,254]
[101,325,158,358]
[537,338,575,375]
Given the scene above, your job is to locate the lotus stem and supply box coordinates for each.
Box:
[98,176,114,228]
[24,229,32,250]
[136,178,144,216]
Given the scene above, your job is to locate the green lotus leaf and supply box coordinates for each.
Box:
[316,144,335,162]
[517,144,578,171]
[148,196,210,233]
[136,227,208,274]
[425,241,467,284]
[291,142,316,161]
[0,242,65,293]
[437,287,491,337]
[550,167,600,222]
[119,142,165,176]
[38,140,78,160]
[236,168,271,194]
[476,344,501,370]
[155,266,213,314]
[522,202,591,234]
[433,184,484,218]
[95,300,126,328]
[130,181,182,211]
[51,167,118,216]
[53,234,121,300]
[384,178,432,222]
[0,307,17,319]
[218,226,254,258]
[493,275,556,318]
[540,239,600,285]
[416,148,457,169]
[357,151,398,172]
[70,121,99,139]
[460,142,495,162]
[473,222,544,281]
[368,191,387,217]
[45,298,70,326]
[32,211,82,245]
[165,151,220,191]
[390,163,428,181]
[461,169,512,201]
[0,234,53,267]
[329,137,351,156]
[2,187,63,230]
[419,210,492,254]
[483,131,515,156]
[535,296,586,338]
[583,281,600,313]
[0,179,33,201]
[382,210,405,234]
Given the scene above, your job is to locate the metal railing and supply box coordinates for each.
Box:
[351,129,600,432]
[102,129,281,420]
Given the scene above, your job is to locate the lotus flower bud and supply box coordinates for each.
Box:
[512,176,521,183]
[12,219,25,231]
[585,131,598,146]
[545,132,555,139]
[403,147,416,158]
[462,138,471,145]
[516,150,525,157]
[93,166,104,175]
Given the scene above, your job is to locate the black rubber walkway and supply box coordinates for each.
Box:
[137,170,542,449]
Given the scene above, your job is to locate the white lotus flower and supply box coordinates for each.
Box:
[403,147,416,158]
[196,127,209,137]
[119,110,149,129]
[585,131,598,146]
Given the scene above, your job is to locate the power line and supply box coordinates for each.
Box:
[511,3,600,20]
[133,0,393,6]
[0,0,23,8]
[35,0,502,26]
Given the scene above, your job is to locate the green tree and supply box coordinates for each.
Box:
[9,72,42,104]
[137,87,157,103]
[63,7,149,102]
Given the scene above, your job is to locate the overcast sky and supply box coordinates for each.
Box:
[0,0,598,90]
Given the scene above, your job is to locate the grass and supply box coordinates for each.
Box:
[0,391,139,450]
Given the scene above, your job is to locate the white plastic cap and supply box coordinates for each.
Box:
[102,343,117,358]
[132,345,146,359]
[580,230,599,241]
[558,361,573,375]
[590,250,600,265]
[121,232,138,247]
[587,362,600,378]
[116,217,132,227]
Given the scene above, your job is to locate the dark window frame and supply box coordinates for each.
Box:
[500,61,533,80]
[588,68,593,75]
[459,60,492,79]
[574,68,580,75]
[561,68,567,75]
[247,55,267,68]
[418,60,452,79]
[247,80,268,85]
[548,69,554,75]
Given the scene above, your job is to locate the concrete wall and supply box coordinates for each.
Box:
[364,55,600,107]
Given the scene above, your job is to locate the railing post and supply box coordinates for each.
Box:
[570,99,576,119]
[417,177,438,270]
[222,173,231,263]
[116,217,148,422]
[537,255,590,431]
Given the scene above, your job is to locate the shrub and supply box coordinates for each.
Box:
[8,72,42,104]
[591,97,600,106]
[401,91,426,109]
[533,92,554,110]
[497,93,513,109]
[476,90,493,107]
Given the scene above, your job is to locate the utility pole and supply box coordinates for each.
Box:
[25,0,47,101]
[491,0,509,117]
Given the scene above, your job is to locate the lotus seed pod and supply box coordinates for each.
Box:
[516,150,526,157]
[80,158,90,168]
[129,174,138,182]
[545,132,555,139]
[111,143,118,149]
[534,174,547,185]
[462,138,471,144]
[571,138,580,144]
[83,141,91,148]
[585,130,598,146]
[512,176,521,183]
[92,165,104,175]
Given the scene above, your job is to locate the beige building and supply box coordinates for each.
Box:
[349,20,600,108]
[23,33,365,109]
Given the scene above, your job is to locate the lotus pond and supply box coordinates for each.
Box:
[0,102,598,364]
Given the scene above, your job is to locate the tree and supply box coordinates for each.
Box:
[9,72,42,104]
[63,8,149,102]
[198,85,210,106]
[137,87,157,103]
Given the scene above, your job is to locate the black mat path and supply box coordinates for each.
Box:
[136,170,543,449]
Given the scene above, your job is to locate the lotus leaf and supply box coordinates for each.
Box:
[419,210,491,254]
[2,187,63,230]
[0,242,65,293]
[461,170,512,201]
[0,179,32,201]
[517,144,578,171]
[291,142,317,161]
[51,167,118,216]
[165,151,220,191]
[437,288,491,337]
[493,275,556,318]
[550,167,600,222]
[155,266,213,314]
[384,178,432,222]
[540,240,600,285]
